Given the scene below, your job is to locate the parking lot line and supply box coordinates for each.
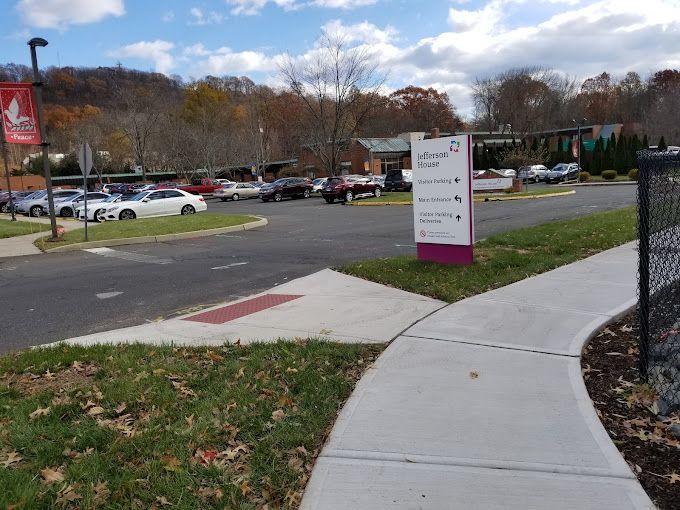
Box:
[83,247,173,265]
[211,262,249,270]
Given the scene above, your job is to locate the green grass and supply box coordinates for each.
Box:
[359,188,574,205]
[340,207,636,303]
[0,341,384,509]
[35,213,257,250]
[0,219,52,239]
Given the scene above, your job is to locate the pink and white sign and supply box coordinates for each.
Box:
[0,83,41,145]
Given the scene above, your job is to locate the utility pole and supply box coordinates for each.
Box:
[28,37,58,240]
[2,138,16,221]
[573,118,587,184]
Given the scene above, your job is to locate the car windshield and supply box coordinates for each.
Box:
[552,164,569,172]
[24,190,47,200]
[103,194,121,203]
[271,179,288,185]
[312,179,324,185]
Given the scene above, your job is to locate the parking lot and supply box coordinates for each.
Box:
[0,185,636,351]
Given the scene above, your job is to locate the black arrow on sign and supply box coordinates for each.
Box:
[455,195,462,203]
[456,214,462,222]
[455,177,461,183]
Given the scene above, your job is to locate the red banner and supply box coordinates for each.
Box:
[1,82,41,145]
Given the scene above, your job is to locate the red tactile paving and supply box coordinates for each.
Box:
[182,294,303,324]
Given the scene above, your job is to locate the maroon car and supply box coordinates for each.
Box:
[258,177,312,202]
[320,175,381,203]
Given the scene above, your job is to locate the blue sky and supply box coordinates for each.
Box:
[4,0,680,115]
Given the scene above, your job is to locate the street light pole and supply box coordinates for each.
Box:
[572,118,587,184]
[28,37,58,240]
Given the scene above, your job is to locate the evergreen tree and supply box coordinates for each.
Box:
[658,136,667,150]
[488,146,499,169]
[603,138,612,171]
[591,139,602,175]
[473,144,480,170]
[530,137,538,151]
[555,136,564,164]
[580,140,589,172]
[615,134,627,173]
[480,143,489,170]
[642,134,649,149]
[630,134,641,169]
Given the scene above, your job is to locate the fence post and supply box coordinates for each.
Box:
[637,151,650,379]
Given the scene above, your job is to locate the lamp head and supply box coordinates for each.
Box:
[28,37,48,48]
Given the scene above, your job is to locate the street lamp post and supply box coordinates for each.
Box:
[28,37,58,240]
[573,118,587,184]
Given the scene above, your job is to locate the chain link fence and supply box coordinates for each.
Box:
[637,149,680,415]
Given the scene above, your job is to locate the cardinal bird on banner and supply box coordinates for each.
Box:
[0,83,41,145]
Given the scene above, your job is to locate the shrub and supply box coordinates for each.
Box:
[579,171,591,182]
[602,170,617,181]
[628,168,639,181]
[503,187,515,194]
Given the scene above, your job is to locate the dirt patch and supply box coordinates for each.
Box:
[582,313,680,509]
[0,361,98,396]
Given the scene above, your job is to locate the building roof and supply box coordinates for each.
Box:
[356,138,412,153]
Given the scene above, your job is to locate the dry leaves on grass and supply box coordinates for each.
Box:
[29,407,50,420]
[271,409,285,421]
[55,484,82,506]
[1,450,22,468]
[40,467,65,484]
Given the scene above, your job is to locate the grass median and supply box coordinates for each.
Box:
[0,218,52,239]
[34,213,258,251]
[340,206,636,302]
[0,341,384,509]
[357,187,574,205]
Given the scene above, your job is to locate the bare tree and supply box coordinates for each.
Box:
[280,35,385,176]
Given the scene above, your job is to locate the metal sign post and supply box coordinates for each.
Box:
[1,138,16,221]
[78,142,93,241]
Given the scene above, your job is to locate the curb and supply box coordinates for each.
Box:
[41,217,268,253]
[557,181,636,187]
[349,190,576,206]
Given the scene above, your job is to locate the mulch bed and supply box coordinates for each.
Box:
[582,312,680,509]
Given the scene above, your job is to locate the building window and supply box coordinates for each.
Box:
[380,157,403,174]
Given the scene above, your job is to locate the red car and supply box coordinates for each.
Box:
[321,175,381,203]
[179,178,223,196]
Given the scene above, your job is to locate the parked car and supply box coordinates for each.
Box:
[518,165,550,183]
[155,182,181,190]
[216,179,234,185]
[320,175,381,203]
[259,178,312,202]
[54,192,111,217]
[249,181,266,189]
[311,178,328,193]
[214,182,259,201]
[0,191,32,213]
[499,169,517,178]
[16,189,82,216]
[76,193,122,222]
[179,178,224,196]
[545,163,581,184]
[99,189,207,220]
[367,175,385,189]
[383,169,413,192]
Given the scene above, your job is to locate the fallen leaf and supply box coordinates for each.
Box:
[115,403,127,414]
[55,484,81,505]
[185,414,194,428]
[469,371,479,379]
[620,324,633,333]
[87,406,105,416]
[240,480,252,497]
[156,496,172,506]
[197,486,223,501]
[41,467,65,484]
[0,450,22,468]
[206,351,223,363]
[272,409,285,421]
[162,455,182,472]
[93,481,110,504]
[236,367,245,379]
[286,367,298,374]
[29,407,50,420]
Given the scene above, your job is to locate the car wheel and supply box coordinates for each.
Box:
[303,189,311,198]
[345,191,354,202]
[61,207,73,217]
[232,193,239,201]
[119,209,136,220]
[94,209,104,222]
[220,198,227,202]
[181,205,196,215]
[374,187,382,198]
[274,192,282,202]
[324,197,335,204]
[261,198,269,202]
[1,203,9,213]
[30,205,43,217]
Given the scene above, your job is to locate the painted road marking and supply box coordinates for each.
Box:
[211,262,249,270]
[96,291,123,300]
[395,244,417,248]
[83,247,173,265]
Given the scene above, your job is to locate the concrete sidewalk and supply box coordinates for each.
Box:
[302,242,655,510]
[57,269,446,346]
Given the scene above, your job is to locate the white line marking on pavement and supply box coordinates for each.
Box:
[83,247,173,265]
[96,291,123,300]
[395,244,417,248]
[211,262,249,270]
[215,234,243,238]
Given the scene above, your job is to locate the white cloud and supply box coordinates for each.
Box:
[109,40,175,74]
[190,46,278,75]
[162,10,175,22]
[16,0,125,29]
[225,0,374,15]
[188,7,225,25]
[321,19,398,45]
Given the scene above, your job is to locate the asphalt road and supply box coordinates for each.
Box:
[0,185,636,352]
